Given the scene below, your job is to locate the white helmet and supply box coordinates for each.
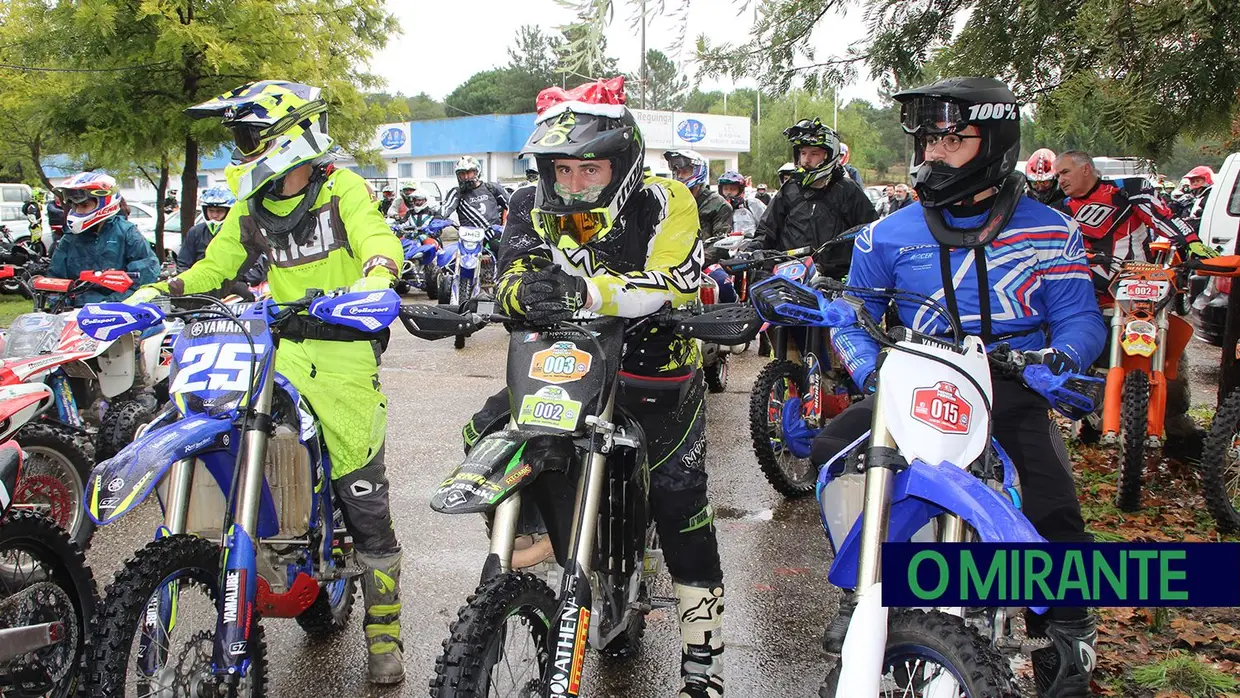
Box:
[455,156,482,190]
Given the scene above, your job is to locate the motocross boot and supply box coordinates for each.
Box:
[675,582,725,698]
[1029,614,1097,698]
[360,551,405,684]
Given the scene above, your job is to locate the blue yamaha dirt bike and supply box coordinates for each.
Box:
[436,224,501,349]
[748,275,1103,698]
[392,221,441,299]
[74,289,408,697]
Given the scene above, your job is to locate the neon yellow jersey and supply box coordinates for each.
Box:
[170,166,400,302]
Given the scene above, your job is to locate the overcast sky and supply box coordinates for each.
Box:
[369,0,883,112]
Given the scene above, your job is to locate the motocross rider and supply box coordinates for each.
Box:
[811,77,1107,698]
[665,148,733,240]
[442,155,509,228]
[50,172,160,305]
[177,185,267,297]
[1057,150,1216,457]
[463,77,726,698]
[378,186,396,216]
[125,80,407,685]
[1025,147,1066,210]
[839,142,863,186]
[754,117,878,280]
[1182,165,1215,229]
[717,170,766,237]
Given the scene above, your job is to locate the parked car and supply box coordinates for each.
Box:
[1191,151,1240,346]
[126,201,191,262]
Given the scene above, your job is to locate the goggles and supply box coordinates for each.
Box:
[900,97,971,136]
[229,124,269,157]
[58,187,111,206]
[531,208,615,250]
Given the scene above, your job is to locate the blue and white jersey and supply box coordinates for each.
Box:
[831,197,1107,388]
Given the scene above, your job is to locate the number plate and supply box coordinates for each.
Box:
[528,341,592,385]
[170,341,266,394]
[773,259,809,281]
[1114,279,1168,302]
[910,381,973,434]
[517,386,582,431]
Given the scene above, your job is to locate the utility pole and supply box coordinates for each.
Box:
[833,84,839,130]
[640,0,647,110]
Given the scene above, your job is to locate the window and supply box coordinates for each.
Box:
[1228,171,1240,217]
[128,206,152,219]
[426,160,457,178]
[513,157,533,175]
[1,186,28,203]
[197,174,209,189]
[398,162,414,178]
[347,164,383,179]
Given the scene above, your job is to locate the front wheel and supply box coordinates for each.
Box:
[0,511,97,698]
[749,359,815,497]
[431,572,556,697]
[1117,369,1150,512]
[1200,388,1240,533]
[820,610,1018,698]
[438,272,452,305]
[12,421,96,550]
[704,354,728,394]
[87,535,268,697]
[424,265,439,300]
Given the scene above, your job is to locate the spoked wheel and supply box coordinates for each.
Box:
[1201,388,1240,533]
[0,511,97,698]
[87,535,267,697]
[432,572,556,697]
[820,610,1018,698]
[1116,370,1150,512]
[11,422,95,550]
[749,359,815,497]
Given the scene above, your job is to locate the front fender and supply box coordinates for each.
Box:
[828,458,1045,591]
[436,243,459,268]
[84,415,233,525]
[430,430,555,514]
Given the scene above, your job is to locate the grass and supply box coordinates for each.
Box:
[1130,651,1239,697]
[1189,404,1218,426]
[0,297,32,326]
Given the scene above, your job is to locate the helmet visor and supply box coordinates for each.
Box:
[900,97,969,136]
[532,208,615,250]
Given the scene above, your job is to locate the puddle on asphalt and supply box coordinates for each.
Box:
[715,505,775,521]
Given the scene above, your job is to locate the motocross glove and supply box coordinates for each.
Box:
[1024,348,1078,376]
[124,283,166,306]
[1188,241,1219,259]
[513,259,588,326]
[353,256,398,293]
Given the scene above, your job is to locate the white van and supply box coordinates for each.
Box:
[1199,152,1240,252]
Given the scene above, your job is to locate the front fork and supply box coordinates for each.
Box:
[211,361,276,683]
[1101,308,1169,442]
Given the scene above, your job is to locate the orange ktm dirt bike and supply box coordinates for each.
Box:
[1092,242,1240,511]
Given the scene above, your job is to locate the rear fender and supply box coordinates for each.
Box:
[84,415,233,525]
[828,458,1046,612]
[0,383,53,441]
[430,430,559,514]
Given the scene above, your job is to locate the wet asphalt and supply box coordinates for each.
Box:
[83,301,838,698]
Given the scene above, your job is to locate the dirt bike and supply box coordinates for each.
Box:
[391,220,441,299]
[0,439,97,697]
[725,235,860,498]
[748,274,1103,697]
[436,225,499,349]
[1090,244,1240,511]
[75,288,410,697]
[413,301,760,697]
[0,266,175,548]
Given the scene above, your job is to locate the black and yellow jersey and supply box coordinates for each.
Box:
[496,175,704,376]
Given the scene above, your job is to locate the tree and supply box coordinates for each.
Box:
[4,0,399,255]
[560,0,1240,158]
[631,49,689,110]
[406,93,447,120]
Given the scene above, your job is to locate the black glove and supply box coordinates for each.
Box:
[1024,348,1078,376]
[515,260,588,326]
